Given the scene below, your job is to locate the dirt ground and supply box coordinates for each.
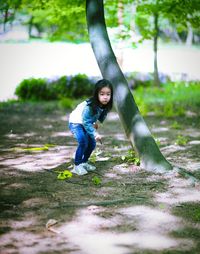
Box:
[0,102,200,254]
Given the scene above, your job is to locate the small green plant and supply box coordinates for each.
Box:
[171,121,181,129]
[90,153,97,163]
[175,135,188,146]
[57,170,73,180]
[121,149,140,165]
[92,176,102,185]
[89,148,103,163]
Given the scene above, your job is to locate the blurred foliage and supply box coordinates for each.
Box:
[15,78,48,100]
[0,0,87,41]
[134,81,200,117]
[175,135,188,146]
[170,121,181,130]
[136,0,200,30]
[14,72,200,117]
[15,74,95,101]
[1,0,199,43]
[58,97,75,110]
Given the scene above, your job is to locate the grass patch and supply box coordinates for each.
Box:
[134,81,200,117]
[172,202,200,223]
[170,227,200,254]
[171,226,200,240]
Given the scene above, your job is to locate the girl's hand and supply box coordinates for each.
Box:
[93,123,99,129]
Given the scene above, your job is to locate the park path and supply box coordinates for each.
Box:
[0,104,200,253]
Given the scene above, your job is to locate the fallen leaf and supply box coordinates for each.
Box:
[46,219,61,234]
[46,219,58,228]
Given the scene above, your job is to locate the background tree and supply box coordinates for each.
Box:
[0,0,22,32]
[20,0,87,41]
[136,0,171,87]
[165,0,200,45]
[136,0,200,85]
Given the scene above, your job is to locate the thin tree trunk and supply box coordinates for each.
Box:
[173,27,182,43]
[153,13,160,87]
[86,0,172,173]
[117,0,124,68]
[186,22,193,46]
[3,8,9,32]
[130,3,137,41]
[28,16,34,38]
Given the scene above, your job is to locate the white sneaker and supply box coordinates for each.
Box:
[71,164,88,175]
[83,162,96,171]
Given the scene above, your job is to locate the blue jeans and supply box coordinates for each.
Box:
[69,123,96,165]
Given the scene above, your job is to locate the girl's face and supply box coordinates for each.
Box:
[98,86,111,106]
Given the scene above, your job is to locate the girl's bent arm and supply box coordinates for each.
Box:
[82,106,97,138]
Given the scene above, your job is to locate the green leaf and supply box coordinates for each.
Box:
[121,155,126,161]
[57,170,73,180]
[159,203,166,209]
[13,146,49,152]
[175,135,188,146]
[92,176,102,185]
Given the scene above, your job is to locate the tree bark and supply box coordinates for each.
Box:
[186,22,193,46]
[153,12,160,87]
[117,0,124,67]
[28,16,34,38]
[3,8,9,32]
[86,0,172,173]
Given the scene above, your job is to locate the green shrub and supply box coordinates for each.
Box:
[15,78,49,100]
[68,74,94,98]
[15,74,94,101]
[48,76,68,99]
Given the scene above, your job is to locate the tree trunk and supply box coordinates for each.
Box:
[86,0,172,173]
[117,0,124,68]
[153,13,160,87]
[3,8,9,32]
[186,22,193,46]
[28,16,34,38]
[173,27,182,43]
[130,3,137,42]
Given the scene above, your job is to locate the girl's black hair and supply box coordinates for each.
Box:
[89,79,113,114]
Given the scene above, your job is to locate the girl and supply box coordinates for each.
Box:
[68,79,113,175]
